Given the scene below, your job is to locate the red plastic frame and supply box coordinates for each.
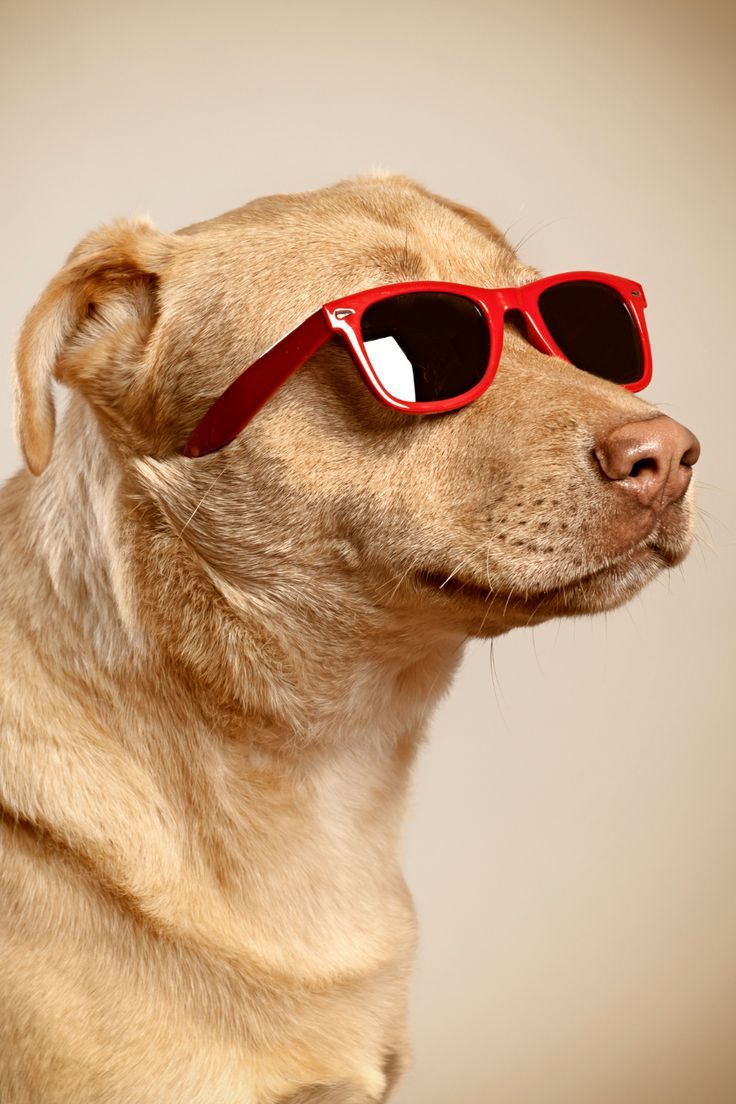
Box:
[183,271,652,458]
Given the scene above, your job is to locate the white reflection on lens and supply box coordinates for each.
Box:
[364,336,416,402]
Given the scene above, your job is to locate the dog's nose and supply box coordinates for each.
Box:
[594,414,700,509]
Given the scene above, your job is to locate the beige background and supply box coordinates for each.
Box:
[2,1,734,1101]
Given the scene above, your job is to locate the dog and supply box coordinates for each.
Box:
[0,173,699,1102]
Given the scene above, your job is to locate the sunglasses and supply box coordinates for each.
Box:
[183,271,652,458]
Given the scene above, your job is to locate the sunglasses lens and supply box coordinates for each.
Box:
[360,292,490,404]
[537,280,644,385]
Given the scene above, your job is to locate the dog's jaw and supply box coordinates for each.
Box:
[407,490,695,633]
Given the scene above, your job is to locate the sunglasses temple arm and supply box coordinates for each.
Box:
[182,310,332,458]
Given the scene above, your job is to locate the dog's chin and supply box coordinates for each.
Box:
[416,536,691,636]
[524,543,673,619]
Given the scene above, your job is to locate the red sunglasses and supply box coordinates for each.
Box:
[183,271,652,458]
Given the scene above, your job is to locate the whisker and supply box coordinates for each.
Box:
[529,624,543,673]
[487,638,510,728]
[695,506,731,541]
[693,481,720,492]
[475,548,498,636]
[176,460,230,542]
[691,531,716,560]
[511,215,570,255]
[435,538,494,591]
[523,594,547,631]
[375,548,427,603]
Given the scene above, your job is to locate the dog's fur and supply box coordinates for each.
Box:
[0,174,696,1102]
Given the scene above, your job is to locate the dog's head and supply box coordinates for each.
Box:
[14,174,699,714]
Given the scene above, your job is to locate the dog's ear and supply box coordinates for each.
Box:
[14,217,180,475]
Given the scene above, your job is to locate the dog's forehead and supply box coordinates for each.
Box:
[172,177,533,300]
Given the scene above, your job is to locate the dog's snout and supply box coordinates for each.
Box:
[593,414,700,509]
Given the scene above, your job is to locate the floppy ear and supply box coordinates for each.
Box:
[14,217,179,475]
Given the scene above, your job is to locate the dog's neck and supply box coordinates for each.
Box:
[0,401,466,980]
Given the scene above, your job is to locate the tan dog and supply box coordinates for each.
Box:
[0,174,699,1102]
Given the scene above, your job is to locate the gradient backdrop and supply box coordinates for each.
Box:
[2,2,734,1101]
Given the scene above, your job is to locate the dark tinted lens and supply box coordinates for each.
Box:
[537,280,643,385]
[360,292,489,404]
